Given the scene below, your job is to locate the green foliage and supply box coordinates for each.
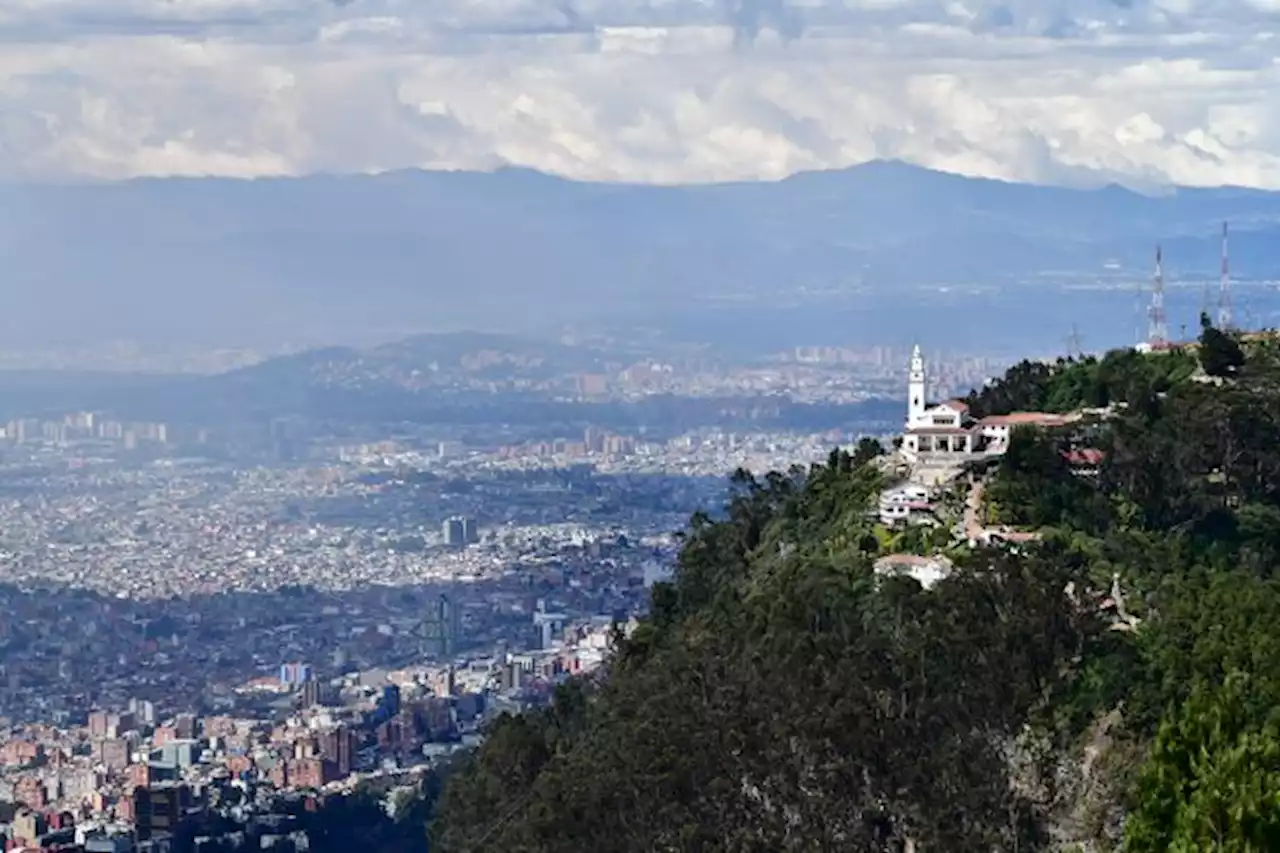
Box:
[1127,571,1280,733]
[1199,312,1245,378]
[426,338,1280,852]
[850,436,886,467]
[294,782,433,853]
[985,426,1111,532]
[1126,674,1280,852]
[964,349,1197,418]
[430,451,1102,852]
[974,340,1280,849]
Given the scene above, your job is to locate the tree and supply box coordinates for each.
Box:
[426,335,1280,852]
[1200,312,1245,377]
[1126,673,1280,852]
[430,453,1096,852]
[851,437,886,468]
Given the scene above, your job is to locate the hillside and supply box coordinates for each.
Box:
[424,320,1280,851]
[8,162,1280,350]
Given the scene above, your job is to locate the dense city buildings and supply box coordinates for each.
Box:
[0,334,1021,852]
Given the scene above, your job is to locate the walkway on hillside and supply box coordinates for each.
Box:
[961,477,1041,546]
[963,479,986,542]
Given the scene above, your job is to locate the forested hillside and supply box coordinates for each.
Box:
[428,317,1280,852]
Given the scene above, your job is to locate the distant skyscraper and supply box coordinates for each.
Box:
[462,517,478,545]
[583,425,606,453]
[532,600,565,650]
[301,678,323,708]
[443,517,466,547]
[420,594,460,660]
[279,662,312,686]
[381,684,401,717]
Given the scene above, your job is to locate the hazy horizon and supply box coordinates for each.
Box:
[5,1,1280,356]
[5,160,1280,355]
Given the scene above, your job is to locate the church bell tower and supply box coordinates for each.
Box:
[907,344,926,427]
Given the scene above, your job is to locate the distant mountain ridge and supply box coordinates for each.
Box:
[4,160,1280,349]
[212,330,627,394]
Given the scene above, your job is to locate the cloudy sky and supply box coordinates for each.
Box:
[1,0,1279,187]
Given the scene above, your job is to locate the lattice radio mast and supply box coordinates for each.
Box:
[1065,324,1084,358]
[1148,244,1168,347]
[1217,221,1233,330]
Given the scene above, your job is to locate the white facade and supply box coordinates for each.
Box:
[878,484,934,526]
[874,554,954,589]
[899,346,1084,461]
[907,344,927,428]
[901,344,978,458]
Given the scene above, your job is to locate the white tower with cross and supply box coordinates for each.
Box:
[907,344,927,428]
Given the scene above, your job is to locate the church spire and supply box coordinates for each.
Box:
[907,344,926,427]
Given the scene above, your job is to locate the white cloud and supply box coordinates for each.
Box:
[1,0,1280,187]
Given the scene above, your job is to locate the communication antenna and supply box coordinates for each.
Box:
[1218,221,1234,330]
[1065,324,1084,358]
[1148,245,1168,347]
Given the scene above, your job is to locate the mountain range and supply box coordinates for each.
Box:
[5,161,1280,351]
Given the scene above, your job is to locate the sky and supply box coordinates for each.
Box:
[1,0,1280,188]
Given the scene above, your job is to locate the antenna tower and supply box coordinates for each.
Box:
[1217,221,1233,330]
[1065,324,1084,358]
[1148,245,1168,347]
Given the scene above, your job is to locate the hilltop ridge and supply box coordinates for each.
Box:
[425,321,1280,851]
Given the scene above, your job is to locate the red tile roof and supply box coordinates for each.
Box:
[1064,448,1105,465]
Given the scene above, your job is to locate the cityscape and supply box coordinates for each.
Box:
[0,270,1275,851]
[4,0,1280,846]
[0,333,1017,851]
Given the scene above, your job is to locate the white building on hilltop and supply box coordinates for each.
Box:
[903,344,981,457]
[901,345,1078,461]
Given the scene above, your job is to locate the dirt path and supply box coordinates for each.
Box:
[961,477,1040,545]
[964,479,987,542]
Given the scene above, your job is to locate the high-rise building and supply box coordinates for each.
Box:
[462,516,478,545]
[279,662,313,686]
[318,726,357,778]
[442,517,466,547]
[133,783,192,842]
[381,684,401,717]
[533,601,566,650]
[301,678,324,708]
[583,425,606,453]
[420,594,461,659]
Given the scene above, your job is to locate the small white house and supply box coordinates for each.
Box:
[874,554,954,589]
[878,484,934,526]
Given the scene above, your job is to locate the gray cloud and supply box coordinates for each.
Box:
[0,0,1243,43]
[0,0,1279,187]
[723,0,803,48]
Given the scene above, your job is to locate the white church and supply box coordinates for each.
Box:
[901,345,1076,460]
